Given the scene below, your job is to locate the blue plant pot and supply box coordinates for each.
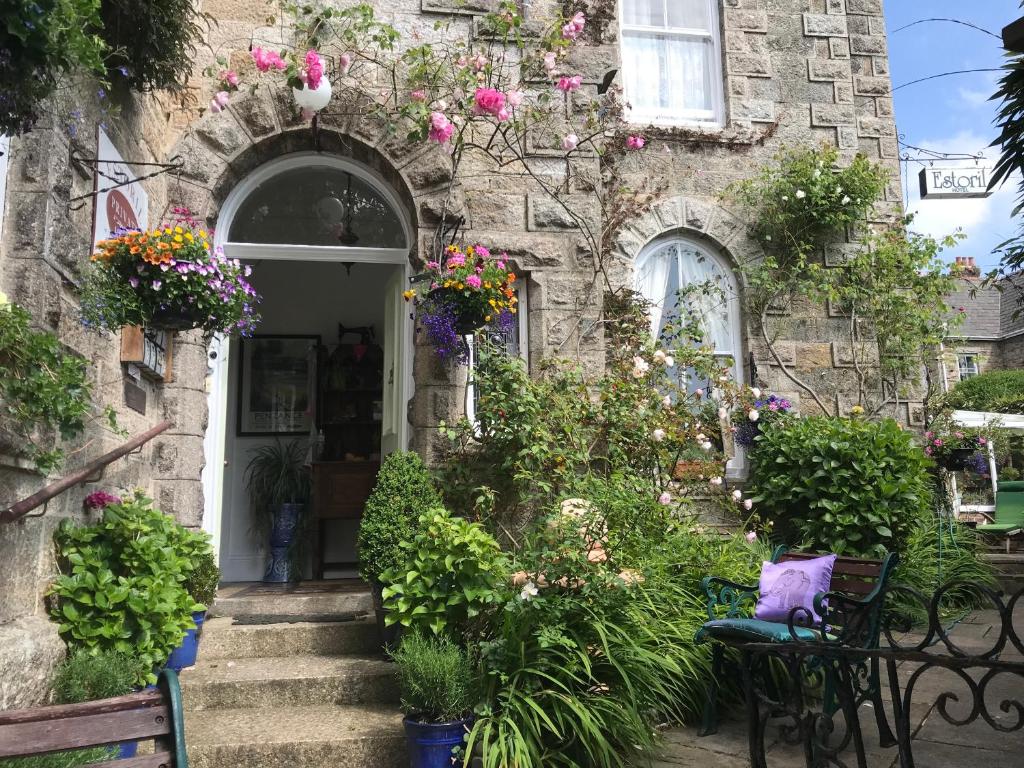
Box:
[166,610,207,672]
[403,716,472,768]
[117,740,138,759]
[264,503,303,583]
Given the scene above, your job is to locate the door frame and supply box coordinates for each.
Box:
[201,152,415,562]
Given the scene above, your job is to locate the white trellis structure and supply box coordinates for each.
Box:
[950,410,1024,520]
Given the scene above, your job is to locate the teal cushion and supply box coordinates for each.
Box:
[700,618,824,644]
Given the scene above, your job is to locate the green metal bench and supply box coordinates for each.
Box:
[976,480,1024,553]
[0,668,189,766]
[695,546,898,747]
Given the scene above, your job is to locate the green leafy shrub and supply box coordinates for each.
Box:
[0,300,101,473]
[749,416,932,557]
[52,648,148,703]
[98,0,209,92]
[357,451,442,583]
[50,492,209,681]
[944,369,1024,413]
[0,1,107,136]
[184,549,220,608]
[380,509,507,636]
[391,632,474,723]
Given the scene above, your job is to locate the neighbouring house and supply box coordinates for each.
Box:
[0,0,902,707]
[944,256,1024,387]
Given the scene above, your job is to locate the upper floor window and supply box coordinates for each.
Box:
[635,236,742,390]
[619,0,725,127]
[958,353,981,381]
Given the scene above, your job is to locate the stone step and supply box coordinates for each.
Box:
[180,654,398,711]
[198,616,380,659]
[210,588,374,618]
[184,704,407,768]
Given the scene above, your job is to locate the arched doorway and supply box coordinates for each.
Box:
[202,152,414,582]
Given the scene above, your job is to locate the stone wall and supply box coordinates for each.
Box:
[0,84,209,707]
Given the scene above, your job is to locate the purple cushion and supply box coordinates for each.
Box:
[754,554,837,626]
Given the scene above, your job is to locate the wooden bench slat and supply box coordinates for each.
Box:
[0,691,163,726]
[827,578,877,596]
[0,705,172,757]
[84,751,174,768]
[779,552,883,578]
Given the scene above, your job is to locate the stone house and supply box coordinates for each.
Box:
[0,0,901,708]
[944,257,1024,387]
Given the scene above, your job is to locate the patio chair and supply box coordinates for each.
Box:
[976,480,1024,554]
[695,546,898,749]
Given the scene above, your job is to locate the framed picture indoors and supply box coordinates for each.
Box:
[237,334,320,436]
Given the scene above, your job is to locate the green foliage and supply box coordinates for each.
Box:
[52,648,148,703]
[391,632,475,723]
[0,0,107,136]
[98,0,209,91]
[892,515,998,619]
[0,749,113,768]
[50,492,209,682]
[466,512,770,768]
[749,416,932,557]
[357,451,442,583]
[184,549,219,607]
[243,439,310,543]
[0,300,105,473]
[730,144,885,260]
[728,144,962,416]
[380,509,507,636]
[944,369,1024,413]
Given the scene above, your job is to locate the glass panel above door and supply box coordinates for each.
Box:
[228,165,407,248]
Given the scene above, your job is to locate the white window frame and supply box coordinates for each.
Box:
[465,282,529,431]
[957,353,981,381]
[634,235,746,478]
[618,0,726,128]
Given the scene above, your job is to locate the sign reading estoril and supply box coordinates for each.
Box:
[918,166,994,200]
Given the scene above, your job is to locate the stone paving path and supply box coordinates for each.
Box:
[649,609,1024,767]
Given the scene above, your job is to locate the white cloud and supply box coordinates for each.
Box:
[902,130,1020,271]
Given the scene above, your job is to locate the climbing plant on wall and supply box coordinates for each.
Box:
[728,144,964,418]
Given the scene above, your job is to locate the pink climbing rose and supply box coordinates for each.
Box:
[428,111,454,144]
[251,47,286,73]
[556,75,583,92]
[474,87,506,117]
[506,90,525,108]
[303,50,324,90]
[339,53,352,74]
[562,133,579,151]
[626,135,646,150]
[543,51,558,74]
[562,11,586,40]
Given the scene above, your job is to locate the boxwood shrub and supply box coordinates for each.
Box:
[748,416,932,557]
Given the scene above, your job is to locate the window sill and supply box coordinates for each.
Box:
[623,120,778,148]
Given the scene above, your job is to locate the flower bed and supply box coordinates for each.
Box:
[80,215,260,335]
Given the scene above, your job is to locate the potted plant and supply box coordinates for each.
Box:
[244,440,311,583]
[391,632,475,768]
[79,209,261,335]
[52,648,152,759]
[166,549,220,672]
[357,452,442,647]
[403,244,518,360]
[924,427,989,472]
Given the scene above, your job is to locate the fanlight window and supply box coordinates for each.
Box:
[228,165,407,249]
[634,237,743,388]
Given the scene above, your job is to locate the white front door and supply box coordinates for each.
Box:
[381,265,408,457]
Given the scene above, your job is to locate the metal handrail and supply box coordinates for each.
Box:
[0,420,173,524]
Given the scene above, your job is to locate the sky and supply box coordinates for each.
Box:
[885,0,1021,272]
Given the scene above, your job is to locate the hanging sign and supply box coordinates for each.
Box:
[918,166,994,200]
[92,127,148,248]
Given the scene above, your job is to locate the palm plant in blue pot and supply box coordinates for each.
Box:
[392,632,476,768]
[244,440,310,583]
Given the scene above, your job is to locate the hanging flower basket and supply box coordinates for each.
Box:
[936,447,975,472]
[80,218,261,336]
[405,244,518,361]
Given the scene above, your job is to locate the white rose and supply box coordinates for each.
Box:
[732,489,743,501]
[702,441,713,451]
[709,476,723,486]
[743,499,754,510]
[748,409,760,422]
[842,195,852,205]
[750,387,761,398]
[653,349,667,363]
[652,428,666,442]
[662,395,672,408]
[663,355,674,367]
[795,190,806,199]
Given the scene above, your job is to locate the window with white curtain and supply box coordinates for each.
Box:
[634,236,743,390]
[619,0,725,126]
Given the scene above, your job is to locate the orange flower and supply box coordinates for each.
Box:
[507,273,516,282]
[130,246,140,254]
